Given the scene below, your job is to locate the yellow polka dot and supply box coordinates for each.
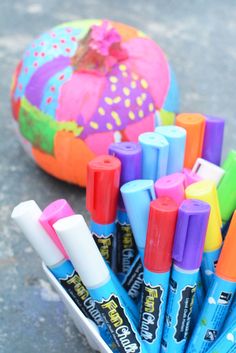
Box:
[113,96,121,104]
[105,97,113,105]
[132,73,139,80]
[109,76,118,83]
[111,84,117,92]
[98,107,105,116]
[138,110,144,118]
[131,81,137,89]
[141,79,148,89]
[111,111,121,126]
[90,121,99,129]
[136,97,143,106]
[123,87,130,96]
[128,111,135,120]
[125,99,131,108]
[149,103,154,112]
[122,71,128,78]
[106,123,113,130]
[119,64,127,71]
[141,93,147,101]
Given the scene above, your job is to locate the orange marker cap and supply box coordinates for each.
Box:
[176,113,206,168]
[216,212,236,282]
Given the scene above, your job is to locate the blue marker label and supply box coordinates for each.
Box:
[50,260,115,348]
[206,320,236,353]
[117,210,138,277]
[186,276,236,353]
[161,266,198,353]
[90,278,146,353]
[201,247,222,290]
[223,295,236,331]
[122,256,144,301]
[90,221,116,267]
[139,269,169,352]
[191,272,205,331]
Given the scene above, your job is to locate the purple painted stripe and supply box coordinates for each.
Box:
[25,56,70,108]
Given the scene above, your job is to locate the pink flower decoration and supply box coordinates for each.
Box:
[89,20,121,56]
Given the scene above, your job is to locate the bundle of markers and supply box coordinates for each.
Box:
[12,113,236,353]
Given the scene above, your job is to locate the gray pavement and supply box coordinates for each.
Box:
[0,1,236,352]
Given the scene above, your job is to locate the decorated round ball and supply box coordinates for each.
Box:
[11,19,179,186]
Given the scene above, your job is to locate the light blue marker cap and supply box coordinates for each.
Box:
[138,132,169,181]
[155,125,186,174]
[121,179,156,261]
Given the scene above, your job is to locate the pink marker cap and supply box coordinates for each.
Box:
[182,168,202,187]
[39,199,75,259]
[155,173,186,206]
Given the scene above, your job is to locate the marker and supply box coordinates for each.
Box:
[186,212,236,353]
[53,215,148,353]
[222,293,236,331]
[186,180,223,290]
[139,197,178,353]
[11,200,116,350]
[182,168,201,187]
[161,199,210,353]
[138,132,169,181]
[154,173,186,206]
[120,180,156,301]
[155,125,186,174]
[108,142,141,279]
[205,318,236,353]
[40,199,139,326]
[86,155,121,269]
[202,115,225,166]
[154,173,206,331]
[218,150,236,224]
[176,113,206,168]
[192,158,225,186]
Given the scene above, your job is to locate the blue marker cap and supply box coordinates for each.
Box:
[155,125,186,174]
[108,142,142,209]
[138,132,169,181]
[121,179,156,260]
[173,199,210,270]
[202,115,225,165]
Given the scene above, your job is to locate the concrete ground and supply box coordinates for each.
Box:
[0,1,236,352]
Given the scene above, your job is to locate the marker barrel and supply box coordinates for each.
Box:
[186,275,236,353]
[90,221,116,269]
[161,266,199,353]
[139,268,170,353]
[89,277,148,353]
[50,259,113,344]
[205,319,236,353]
[201,247,222,291]
[122,256,144,302]
[116,209,138,280]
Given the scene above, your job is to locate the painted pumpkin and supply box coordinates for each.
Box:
[11,19,179,186]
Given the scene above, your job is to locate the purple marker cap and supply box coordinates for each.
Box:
[172,199,210,270]
[108,142,142,209]
[202,115,225,165]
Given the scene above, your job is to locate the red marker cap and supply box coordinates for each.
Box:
[144,197,178,273]
[86,155,121,224]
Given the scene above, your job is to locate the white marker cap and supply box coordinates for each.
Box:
[192,158,225,186]
[11,200,65,267]
[53,215,110,289]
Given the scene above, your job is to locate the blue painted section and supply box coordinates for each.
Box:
[201,247,222,291]
[140,268,170,353]
[186,275,236,353]
[161,266,199,353]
